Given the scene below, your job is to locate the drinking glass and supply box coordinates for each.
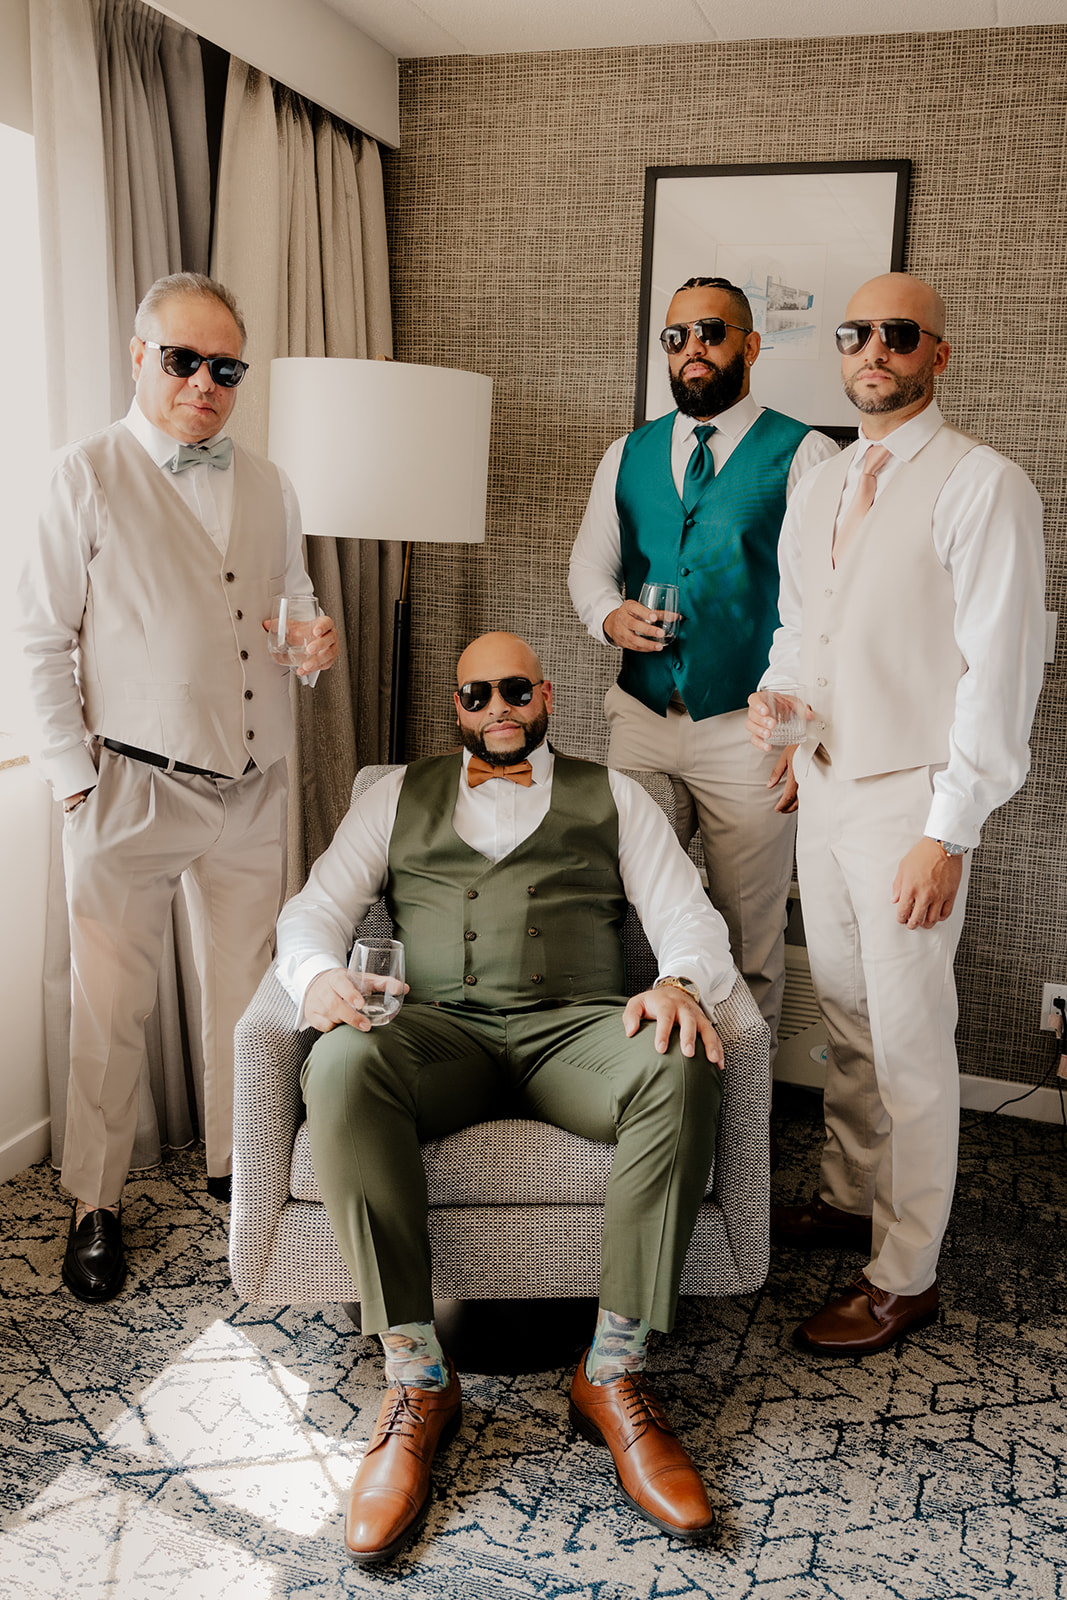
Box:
[348,938,405,1026]
[638,582,681,640]
[267,594,322,668]
[763,687,812,747]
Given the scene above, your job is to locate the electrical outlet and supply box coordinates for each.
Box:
[1039,981,1067,1031]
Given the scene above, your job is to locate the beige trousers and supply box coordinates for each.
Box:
[795,755,971,1296]
[604,683,796,1052]
[61,744,288,1204]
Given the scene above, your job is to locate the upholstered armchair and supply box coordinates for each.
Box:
[230,766,771,1306]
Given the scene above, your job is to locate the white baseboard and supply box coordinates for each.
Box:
[0,1119,51,1185]
[773,1030,1066,1125]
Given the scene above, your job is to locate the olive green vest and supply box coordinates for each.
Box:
[386,750,628,1009]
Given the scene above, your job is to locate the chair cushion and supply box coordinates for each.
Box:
[289,1115,715,1206]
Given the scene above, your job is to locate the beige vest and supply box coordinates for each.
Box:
[77,424,293,775]
[797,422,979,781]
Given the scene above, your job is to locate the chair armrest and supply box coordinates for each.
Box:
[711,972,772,1282]
[230,961,317,1298]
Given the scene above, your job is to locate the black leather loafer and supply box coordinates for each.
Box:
[206,1175,232,1203]
[62,1205,126,1302]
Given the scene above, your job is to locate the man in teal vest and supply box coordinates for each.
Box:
[276,631,737,1565]
[569,276,836,1054]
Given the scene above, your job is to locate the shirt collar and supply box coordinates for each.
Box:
[674,392,760,446]
[460,740,552,785]
[857,398,943,466]
[122,399,230,468]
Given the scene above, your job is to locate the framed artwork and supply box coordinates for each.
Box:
[635,160,911,435]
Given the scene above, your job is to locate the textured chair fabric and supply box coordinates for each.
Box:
[230,764,771,1305]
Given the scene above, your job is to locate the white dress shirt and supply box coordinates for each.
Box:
[275,742,736,1024]
[762,400,1046,845]
[18,401,310,799]
[568,394,839,643]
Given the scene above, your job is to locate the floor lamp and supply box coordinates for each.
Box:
[267,357,492,761]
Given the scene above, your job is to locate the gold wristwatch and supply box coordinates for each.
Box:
[654,975,702,1006]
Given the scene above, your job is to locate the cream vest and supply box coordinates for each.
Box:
[77,425,293,775]
[798,422,979,782]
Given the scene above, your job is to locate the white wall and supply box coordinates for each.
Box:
[0,753,51,1180]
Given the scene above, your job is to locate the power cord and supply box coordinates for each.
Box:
[989,995,1067,1130]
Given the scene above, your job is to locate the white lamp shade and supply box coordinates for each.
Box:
[267,357,492,544]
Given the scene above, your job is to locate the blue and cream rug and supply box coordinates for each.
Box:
[1,1091,1065,1599]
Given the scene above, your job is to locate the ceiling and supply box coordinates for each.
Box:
[323,0,1066,59]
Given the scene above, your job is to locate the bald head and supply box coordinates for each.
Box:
[455,632,543,689]
[844,273,946,339]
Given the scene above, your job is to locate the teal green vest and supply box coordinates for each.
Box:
[616,407,812,721]
[386,751,628,1010]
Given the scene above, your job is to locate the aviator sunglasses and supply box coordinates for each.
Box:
[659,317,752,354]
[457,677,543,713]
[143,340,249,388]
[834,319,941,357]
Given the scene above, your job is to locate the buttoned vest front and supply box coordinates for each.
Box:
[386,751,628,1009]
[76,424,293,774]
[615,407,812,721]
[797,422,979,781]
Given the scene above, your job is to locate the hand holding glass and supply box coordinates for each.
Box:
[763,687,812,747]
[348,938,405,1026]
[638,582,681,640]
[268,594,322,668]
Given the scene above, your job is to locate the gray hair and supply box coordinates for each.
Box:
[134,273,247,348]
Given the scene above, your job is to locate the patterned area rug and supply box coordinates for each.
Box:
[1,1091,1065,1599]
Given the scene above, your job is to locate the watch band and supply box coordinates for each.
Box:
[934,839,969,858]
[654,975,702,1006]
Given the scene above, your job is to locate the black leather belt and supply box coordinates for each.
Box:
[102,738,241,781]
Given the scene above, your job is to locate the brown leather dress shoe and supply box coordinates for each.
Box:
[569,1353,714,1540]
[770,1190,873,1251]
[794,1275,939,1355]
[345,1362,462,1566]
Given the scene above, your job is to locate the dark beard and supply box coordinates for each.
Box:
[843,364,932,415]
[460,707,549,766]
[669,346,747,418]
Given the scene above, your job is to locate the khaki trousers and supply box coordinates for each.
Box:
[301,998,724,1337]
[604,683,795,1053]
[795,755,971,1296]
[61,744,288,1204]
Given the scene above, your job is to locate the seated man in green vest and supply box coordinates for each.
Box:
[569,276,837,1057]
[275,630,737,1566]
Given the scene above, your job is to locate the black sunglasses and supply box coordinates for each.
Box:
[834,320,941,357]
[457,677,543,713]
[659,317,751,354]
[144,341,249,388]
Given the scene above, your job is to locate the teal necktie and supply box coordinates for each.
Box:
[682,424,715,504]
[168,438,234,473]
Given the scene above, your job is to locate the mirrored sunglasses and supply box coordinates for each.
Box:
[659,317,751,354]
[457,676,542,713]
[834,319,940,357]
[144,341,249,387]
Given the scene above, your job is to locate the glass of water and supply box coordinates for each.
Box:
[348,938,405,1026]
[638,582,681,641]
[764,687,812,748]
[267,594,322,668]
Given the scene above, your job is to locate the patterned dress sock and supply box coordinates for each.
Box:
[380,1320,449,1391]
[585,1308,652,1385]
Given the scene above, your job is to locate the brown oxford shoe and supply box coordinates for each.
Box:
[569,1353,714,1540]
[794,1275,939,1355]
[344,1362,462,1566]
[770,1190,873,1251]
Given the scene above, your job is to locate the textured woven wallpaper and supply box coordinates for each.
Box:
[382,26,1067,1088]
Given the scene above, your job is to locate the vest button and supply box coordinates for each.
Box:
[530,974,543,984]
[464,974,478,985]
[467,889,478,899]
[527,927,539,937]
[824,588,833,597]
[240,650,249,660]
[236,610,244,620]
[225,572,236,582]
[527,886,536,896]
[816,677,827,688]
[819,634,829,645]
[244,690,253,700]
[464,930,477,941]
[680,567,690,576]
[247,729,255,739]
[684,516,694,528]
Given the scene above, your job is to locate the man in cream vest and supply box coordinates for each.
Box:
[276,631,736,1564]
[748,273,1045,1355]
[19,273,339,1304]
[569,276,836,1056]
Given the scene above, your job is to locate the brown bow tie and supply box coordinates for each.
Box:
[466,755,534,789]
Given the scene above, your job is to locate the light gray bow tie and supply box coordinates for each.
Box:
[168,438,234,473]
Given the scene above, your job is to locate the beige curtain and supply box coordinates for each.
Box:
[212,61,399,884]
[30,0,212,1170]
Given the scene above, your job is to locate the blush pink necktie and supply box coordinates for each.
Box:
[832,443,891,565]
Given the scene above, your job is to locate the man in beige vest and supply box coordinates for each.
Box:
[748,273,1044,1355]
[19,273,338,1304]
[276,630,735,1563]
